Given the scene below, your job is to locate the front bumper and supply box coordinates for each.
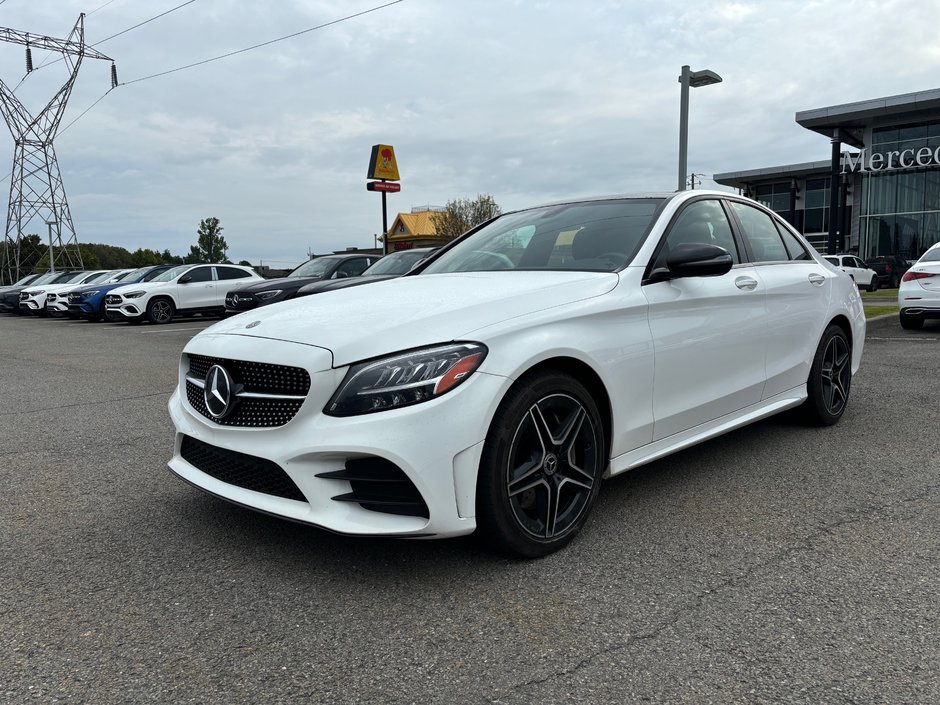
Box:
[167,334,509,538]
[105,297,144,320]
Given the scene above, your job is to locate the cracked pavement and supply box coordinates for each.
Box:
[1,314,937,704]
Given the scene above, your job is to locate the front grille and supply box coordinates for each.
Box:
[47,293,57,301]
[226,293,257,309]
[105,295,121,305]
[19,292,28,301]
[180,435,306,501]
[185,354,311,428]
[317,457,429,518]
[68,293,81,303]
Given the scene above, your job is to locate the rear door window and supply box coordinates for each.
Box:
[216,267,253,280]
[185,266,213,282]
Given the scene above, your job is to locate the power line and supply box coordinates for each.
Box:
[122,0,404,85]
[12,0,198,91]
[96,0,197,45]
[89,0,122,15]
[3,0,407,167]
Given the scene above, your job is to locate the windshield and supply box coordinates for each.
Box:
[52,271,87,283]
[82,272,112,285]
[920,248,940,263]
[290,257,341,278]
[104,270,133,283]
[365,250,431,275]
[150,265,191,283]
[28,272,58,285]
[14,274,39,285]
[110,267,149,284]
[421,199,664,274]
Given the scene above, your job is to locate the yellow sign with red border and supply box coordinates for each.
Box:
[367,144,400,181]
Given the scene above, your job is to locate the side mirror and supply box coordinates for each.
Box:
[660,243,734,279]
[179,275,192,283]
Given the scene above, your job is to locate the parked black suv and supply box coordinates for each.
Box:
[864,255,910,288]
[224,253,380,313]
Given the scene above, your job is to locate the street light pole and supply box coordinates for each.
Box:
[677,64,722,192]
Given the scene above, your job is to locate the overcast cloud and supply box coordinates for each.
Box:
[2,0,939,267]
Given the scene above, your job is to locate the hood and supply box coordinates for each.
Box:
[204,271,618,366]
[26,282,81,294]
[72,281,126,295]
[296,275,392,296]
[234,276,317,293]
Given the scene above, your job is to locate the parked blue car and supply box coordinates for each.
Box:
[67,265,174,321]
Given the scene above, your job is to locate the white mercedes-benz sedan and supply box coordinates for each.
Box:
[168,191,865,557]
[897,242,940,329]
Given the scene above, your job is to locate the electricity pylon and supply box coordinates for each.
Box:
[0,14,116,284]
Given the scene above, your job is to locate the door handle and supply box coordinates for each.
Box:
[808,273,825,286]
[734,276,758,291]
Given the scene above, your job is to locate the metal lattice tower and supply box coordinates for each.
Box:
[0,14,114,284]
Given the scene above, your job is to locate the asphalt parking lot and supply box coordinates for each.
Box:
[1,314,938,704]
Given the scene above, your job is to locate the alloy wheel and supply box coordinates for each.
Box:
[505,393,599,540]
[151,300,173,323]
[820,334,850,416]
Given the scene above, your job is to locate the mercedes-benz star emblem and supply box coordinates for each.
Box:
[232,294,240,304]
[204,365,235,419]
[543,452,558,476]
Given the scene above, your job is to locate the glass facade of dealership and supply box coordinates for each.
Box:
[714,89,940,260]
[858,122,940,259]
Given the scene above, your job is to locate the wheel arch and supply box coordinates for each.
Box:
[148,293,177,307]
[828,313,853,348]
[507,356,613,459]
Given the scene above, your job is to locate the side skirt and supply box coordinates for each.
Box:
[606,387,807,478]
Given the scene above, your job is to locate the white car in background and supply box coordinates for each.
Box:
[46,269,133,316]
[106,263,263,324]
[824,254,879,291]
[898,242,940,329]
[20,270,112,316]
[167,191,866,557]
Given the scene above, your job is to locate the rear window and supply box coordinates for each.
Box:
[920,248,940,263]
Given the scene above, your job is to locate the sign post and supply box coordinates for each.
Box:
[367,144,401,255]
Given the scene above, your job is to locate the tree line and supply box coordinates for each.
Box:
[1,218,235,282]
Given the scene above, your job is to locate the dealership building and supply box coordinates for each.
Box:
[714,88,940,260]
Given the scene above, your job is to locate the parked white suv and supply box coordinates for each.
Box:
[105,263,263,324]
[824,254,879,291]
[20,270,112,316]
[46,269,131,316]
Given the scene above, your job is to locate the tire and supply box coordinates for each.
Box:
[476,371,606,558]
[867,275,878,292]
[147,297,175,324]
[899,312,923,330]
[798,324,852,426]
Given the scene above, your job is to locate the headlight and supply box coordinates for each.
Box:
[325,342,487,416]
[28,290,45,296]
[123,290,145,299]
[256,290,282,300]
[82,290,99,297]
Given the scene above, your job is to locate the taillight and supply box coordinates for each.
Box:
[902,271,935,282]
[885,264,892,273]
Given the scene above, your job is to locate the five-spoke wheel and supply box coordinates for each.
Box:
[477,372,605,557]
[800,324,852,426]
[147,297,175,324]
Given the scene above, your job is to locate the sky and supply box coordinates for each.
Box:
[2,0,940,268]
